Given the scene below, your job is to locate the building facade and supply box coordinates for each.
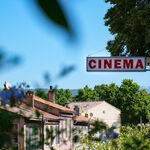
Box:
[69,101,121,129]
[0,86,75,150]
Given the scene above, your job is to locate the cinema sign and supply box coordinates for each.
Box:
[87,57,146,72]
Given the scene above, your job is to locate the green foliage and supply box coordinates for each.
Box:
[94,83,119,103]
[55,89,74,106]
[35,89,48,100]
[115,79,150,125]
[120,125,150,150]
[75,85,99,102]
[35,89,74,106]
[77,123,150,150]
[0,110,19,149]
[104,0,150,56]
[36,0,74,37]
[76,120,118,150]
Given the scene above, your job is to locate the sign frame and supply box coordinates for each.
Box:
[86,56,147,72]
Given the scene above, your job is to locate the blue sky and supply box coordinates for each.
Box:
[0,0,150,89]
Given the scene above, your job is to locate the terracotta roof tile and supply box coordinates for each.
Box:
[18,103,59,120]
[74,115,89,123]
[33,95,75,113]
[0,104,37,119]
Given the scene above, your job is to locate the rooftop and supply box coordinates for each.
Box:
[33,95,75,113]
[69,101,121,112]
[18,103,60,120]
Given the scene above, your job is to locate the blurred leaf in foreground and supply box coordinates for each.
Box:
[36,0,74,36]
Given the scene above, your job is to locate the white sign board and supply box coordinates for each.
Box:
[87,57,146,72]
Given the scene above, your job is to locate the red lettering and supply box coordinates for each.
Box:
[123,59,133,69]
[136,59,144,69]
[89,59,96,69]
[98,60,101,69]
[114,59,121,68]
[104,59,112,69]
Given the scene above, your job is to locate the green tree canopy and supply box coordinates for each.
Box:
[75,85,99,102]
[55,89,74,106]
[94,83,119,103]
[112,79,150,125]
[35,89,48,100]
[35,88,74,106]
[104,0,150,56]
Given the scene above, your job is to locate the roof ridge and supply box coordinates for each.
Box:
[33,95,75,112]
[18,103,60,119]
[69,101,121,112]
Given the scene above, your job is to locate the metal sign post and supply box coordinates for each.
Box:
[146,57,150,71]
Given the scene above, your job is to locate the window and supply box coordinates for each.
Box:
[103,110,106,114]
[56,125,60,145]
[50,126,54,146]
[65,120,67,138]
[69,120,72,140]
[26,125,40,149]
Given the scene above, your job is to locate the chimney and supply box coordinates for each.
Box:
[48,86,55,103]
[24,91,34,108]
[4,81,6,89]
[74,105,80,116]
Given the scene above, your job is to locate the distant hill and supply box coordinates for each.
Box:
[29,87,150,95]
[32,88,79,95]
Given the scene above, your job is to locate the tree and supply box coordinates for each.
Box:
[137,89,150,123]
[114,79,150,125]
[55,89,74,106]
[94,83,119,103]
[104,0,150,56]
[78,124,150,150]
[35,89,74,106]
[75,85,99,102]
[35,89,48,100]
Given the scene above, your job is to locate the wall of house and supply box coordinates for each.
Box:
[59,118,73,150]
[12,117,25,150]
[82,102,121,128]
[34,100,60,116]
[44,118,73,150]
[44,124,59,150]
